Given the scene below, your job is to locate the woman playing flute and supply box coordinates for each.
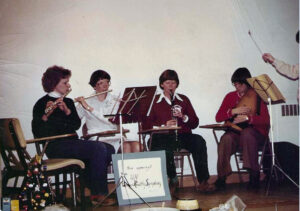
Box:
[75,69,140,153]
[32,65,116,206]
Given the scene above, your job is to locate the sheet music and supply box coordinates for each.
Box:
[247,74,285,103]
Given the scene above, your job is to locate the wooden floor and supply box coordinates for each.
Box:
[67,180,299,211]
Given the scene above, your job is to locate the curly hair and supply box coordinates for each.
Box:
[42,66,71,93]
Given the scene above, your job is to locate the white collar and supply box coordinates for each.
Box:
[156,92,183,105]
[48,91,63,98]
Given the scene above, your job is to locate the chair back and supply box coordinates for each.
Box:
[0,118,31,171]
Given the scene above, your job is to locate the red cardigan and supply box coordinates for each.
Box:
[215,90,270,137]
[145,93,199,134]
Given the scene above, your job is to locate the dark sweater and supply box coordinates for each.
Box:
[32,95,81,138]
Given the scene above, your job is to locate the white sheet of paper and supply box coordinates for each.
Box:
[117,157,165,200]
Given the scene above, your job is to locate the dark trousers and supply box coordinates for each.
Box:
[217,127,266,178]
[46,139,115,195]
[151,133,209,183]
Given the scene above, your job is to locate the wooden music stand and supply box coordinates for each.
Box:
[247,74,299,194]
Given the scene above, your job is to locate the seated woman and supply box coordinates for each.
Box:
[75,69,140,153]
[145,69,214,192]
[31,65,115,206]
[214,67,270,190]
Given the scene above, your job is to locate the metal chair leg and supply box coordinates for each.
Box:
[55,174,61,202]
[79,171,85,210]
[234,153,243,183]
[187,154,198,189]
[179,156,184,188]
[62,173,67,201]
[71,172,76,207]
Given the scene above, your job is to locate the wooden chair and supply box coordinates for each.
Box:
[199,124,272,183]
[139,126,198,189]
[233,139,272,183]
[0,118,85,207]
[174,149,198,188]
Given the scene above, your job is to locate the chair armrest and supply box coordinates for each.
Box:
[26,133,77,144]
[26,133,77,160]
[138,126,181,151]
[199,123,241,132]
[138,126,181,135]
[81,129,129,140]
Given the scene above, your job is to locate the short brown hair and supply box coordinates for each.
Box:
[42,65,71,92]
[159,69,179,89]
[89,70,111,88]
[231,67,252,87]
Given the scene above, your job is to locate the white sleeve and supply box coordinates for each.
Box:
[273,59,299,80]
[90,108,112,123]
[89,96,120,123]
[76,103,85,119]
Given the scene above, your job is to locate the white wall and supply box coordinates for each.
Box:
[0,0,298,175]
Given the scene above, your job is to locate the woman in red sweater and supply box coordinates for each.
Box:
[214,67,270,190]
[146,69,214,192]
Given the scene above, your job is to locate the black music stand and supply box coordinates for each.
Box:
[96,86,157,207]
[247,74,299,195]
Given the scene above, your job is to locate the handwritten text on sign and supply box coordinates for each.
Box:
[117,157,165,200]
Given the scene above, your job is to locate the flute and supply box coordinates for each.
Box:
[45,88,72,115]
[74,89,112,102]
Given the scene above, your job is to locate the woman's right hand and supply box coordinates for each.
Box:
[262,53,275,64]
[75,96,93,112]
[75,96,85,103]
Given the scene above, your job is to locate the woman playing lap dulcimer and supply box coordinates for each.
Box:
[214,67,270,191]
